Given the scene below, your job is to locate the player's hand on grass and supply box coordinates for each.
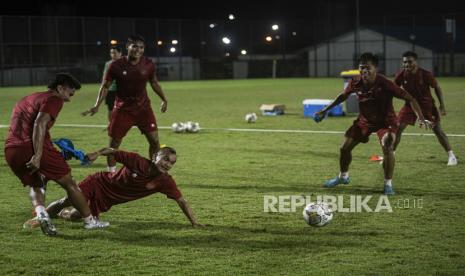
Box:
[313,110,326,123]
[439,105,446,116]
[81,106,99,116]
[419,119,433,130]
[160,101,168,113]
[26,155,41,174]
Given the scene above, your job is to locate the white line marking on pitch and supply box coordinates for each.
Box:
[1,124,465,137]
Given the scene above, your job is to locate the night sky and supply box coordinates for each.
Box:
[2,0,464,20]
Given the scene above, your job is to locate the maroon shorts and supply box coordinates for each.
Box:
[78,175,111,217]
[4,145,71,187]
[345,120,397,144]
[108,106,158,139]
[398,104,440,126]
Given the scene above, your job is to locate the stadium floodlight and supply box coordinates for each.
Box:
[110,40,118,45]
[157,40,163,46]
[275,35,280,40]
[241,49,247,55]
[228,14,235,20]
[292,31,297,36]
[225,52,230,57]
[222,37,231,45]
[265,36,273,42]
[172,40,178,45]
[209,23,216,29]
[170,47,176,53]
[272,24,279,31]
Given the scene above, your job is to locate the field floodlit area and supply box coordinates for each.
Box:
[1,78,464,275]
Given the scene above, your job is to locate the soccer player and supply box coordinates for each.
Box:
[315,53,432,195]
[37,147,203,228]
[82,35,168,173]
[4,73,109,236]
[103,45,123,124]
[393,51,457,166]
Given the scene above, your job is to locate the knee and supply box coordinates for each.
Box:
[382,133,395,153]
[340,145,351,155]
[110,138,122,148]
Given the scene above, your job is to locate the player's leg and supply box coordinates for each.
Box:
[393,122,408,152]
[46,196,72,218]
[144,130,160,159]
[107,109,133,172]
[29,183,58,235]
[54,174,108,229]
[380,131,396,195]
[324,137,360,187]
[432,122,457,165]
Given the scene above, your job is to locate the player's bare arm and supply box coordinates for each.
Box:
[175,197,203,227]
[86,147,117,163]
[433,83,446,116]
[26,112,52,174]
[149,73,168,113]
[315,93,348,118]
[82,79,113,116]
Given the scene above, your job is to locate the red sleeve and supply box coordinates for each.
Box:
[394,71,403,86]
[425,71,438,88]
[160,176,182,200]
[113,150,150,172]
[386,79,409,100]
[343,79,356,96]
[104,61,116,82]
[39,96,64,120]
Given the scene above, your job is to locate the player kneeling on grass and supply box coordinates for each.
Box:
[25,147,203,228]
[314,52,432,195]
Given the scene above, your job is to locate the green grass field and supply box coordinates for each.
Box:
[1,78,464,275]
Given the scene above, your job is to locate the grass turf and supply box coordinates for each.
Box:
[0,78,464,275]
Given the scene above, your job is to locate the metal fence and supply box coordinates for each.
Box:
[0,13,464,86]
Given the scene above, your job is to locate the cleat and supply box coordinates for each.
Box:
[324,176,350,188]
[447,156,457,166]
[84,217,110,230]
[23,217,40,230]
[37,212,58,236]
[383,185,395,195]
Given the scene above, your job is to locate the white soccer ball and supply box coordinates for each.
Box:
[185,121,200,133]
[302,202,333,227]
[245,113,257,123]
[171,122,186,133]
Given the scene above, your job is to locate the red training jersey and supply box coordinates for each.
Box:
[89,151,182,207]
[394,67,438,108]
[5,91,64,148]
[104,56,156,113]
[344,74,410,127]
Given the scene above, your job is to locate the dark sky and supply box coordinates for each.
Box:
[2,0,465,20]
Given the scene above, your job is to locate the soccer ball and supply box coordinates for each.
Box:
[302,202,333,227]
[185,121,200,133]
[245,113,257,123]
[171,122,186,133]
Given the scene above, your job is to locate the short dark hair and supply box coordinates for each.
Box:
[359,52,379,67]
[127,35,146,45]
[110,45,122,52]
[159,146,177,156]
[402,51,418,60]
[47,73,81,90]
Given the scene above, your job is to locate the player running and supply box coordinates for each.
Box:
[4,73,109,236]
[393,51,457,166]
[315,53,432,195]
[82,35,168,174]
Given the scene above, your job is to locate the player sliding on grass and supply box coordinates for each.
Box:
[26,147,203,228]
[4,73,109,236]
[82,35,168,174]
[315,53,432,195]
[394,51,457,166]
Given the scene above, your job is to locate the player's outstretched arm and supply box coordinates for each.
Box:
[149,74,168,113]
[85,147,117,163]
[175,197,203,227]
[82,79,112,116]
[314,93,348,122]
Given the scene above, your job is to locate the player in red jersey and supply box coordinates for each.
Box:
[31,147,203,227]
[4,73,109,236]
[82,35,168,173]
[315,53,432,195]
[394,51,457,166]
